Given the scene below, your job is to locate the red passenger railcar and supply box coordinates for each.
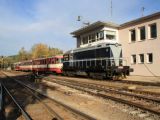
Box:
[32,58,47,72]
[47,55,63,74]
[14,55,63,74]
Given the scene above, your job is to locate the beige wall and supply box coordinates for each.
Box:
[119,18,160,76]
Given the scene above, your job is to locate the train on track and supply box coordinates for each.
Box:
[14,43,133,79]
[14,55,63,74]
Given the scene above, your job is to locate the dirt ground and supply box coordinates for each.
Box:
[3,71,160,120]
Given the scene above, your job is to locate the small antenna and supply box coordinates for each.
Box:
[77,16,90,26]
[141,7,145,17]
[110,0,112,17]
[77,16,81,21]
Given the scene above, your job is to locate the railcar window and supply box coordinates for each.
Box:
[51,58,55,64]
[60,58,63,63]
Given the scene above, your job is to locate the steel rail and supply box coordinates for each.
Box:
[2,83,32,120]
[47,78,160,116]
[0,83,2,111]
[0,83,4,120]
[45,75,160,96]
[44,77,160,103]
[16,80,97,120]
[1,72,63,120]
[50,74,160,87]
[64,80,160,102]
[21,84,64,120]
[2,72,97,120]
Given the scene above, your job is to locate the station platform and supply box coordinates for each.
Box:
[124,75,160,84]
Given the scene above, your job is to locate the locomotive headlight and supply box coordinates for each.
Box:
[115,43,119,47]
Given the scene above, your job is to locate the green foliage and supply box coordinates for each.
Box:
[31,43,49,59]
[18,47,31,61]
[48,47,63,57]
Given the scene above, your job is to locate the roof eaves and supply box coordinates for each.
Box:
[120,12,160,27]
[71,21,119,36]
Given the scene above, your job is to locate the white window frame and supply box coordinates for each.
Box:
[148,23,157,39]
[146,53,153,63]
[138,26,146,41]
[131,54,136,64]
[129,29,136,42]
[138,54,144,64]
[105,30,116,40]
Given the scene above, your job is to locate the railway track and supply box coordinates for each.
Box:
[42,76,160,117]
[1,72,96,120]
[48,75,160,96]
[47,74,160,87]
[1,73,62,120]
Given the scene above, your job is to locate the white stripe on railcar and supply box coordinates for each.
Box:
[48,63,63,69]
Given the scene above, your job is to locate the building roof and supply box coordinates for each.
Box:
[120,12,160,28]
[71,21,119,37]
[71,12,160,37]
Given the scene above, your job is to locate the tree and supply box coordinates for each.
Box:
[18,47,30,61]
[48,47,63,56]
[31,43,49,59]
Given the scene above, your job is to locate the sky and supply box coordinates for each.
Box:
[0,0,160,56]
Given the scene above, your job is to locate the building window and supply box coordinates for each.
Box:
[82,36,88,45]
[149,23,157,38]
[88,35,92,43]
[91,34,95,42]
[96,33,99,40]
[139,26,145,40]
[147,53,153,63]
[130,29,136,42]
[106,30,116,40]
[131,55,136,64]
[139,54,144,63]
[99,31,104,40]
